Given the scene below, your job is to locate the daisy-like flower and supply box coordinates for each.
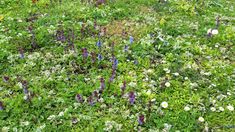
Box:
[227,105,234,111]
[184,106,190,111]
[198,116,205,122]
[161,101,168,108]
[165,82,171,87]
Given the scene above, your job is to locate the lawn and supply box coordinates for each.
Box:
[0,0,235,131]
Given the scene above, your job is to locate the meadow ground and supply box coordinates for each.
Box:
[0,0,235,131]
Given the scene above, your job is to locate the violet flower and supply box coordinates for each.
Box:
[129,91,135,105]
[96,40,102,48]
[121,80,126,96]
[130,36,134,44]
[138,115,145,125]
[3,76,9,82]
[99,78,105,93]
[82,48,88,58]
[75,94,83,103]
[88,96,94,106]
[0,101,3,110]
[112,58,118,69]
[134,60,138,65]
[98,54,102,61]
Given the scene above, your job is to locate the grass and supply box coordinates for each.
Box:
[0,0,235,131]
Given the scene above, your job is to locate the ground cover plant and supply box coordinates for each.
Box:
[0,0,235,131]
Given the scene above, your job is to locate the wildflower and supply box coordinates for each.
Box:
[227,105,234,111]
[3,76,9,82]
[184,106,190,111]
[72,118,78,124]
[0,101,4,110]
[121,81,126,96]
[198,116,205,122]
[210,107,216,112]
[88,96,94,106]
[218,107,224,112]
[129,91,135,105]
[165,82,171,87]
[98,54,102,61]
[124,45,128,52]
[47,115,56,121]
[130,36,134,44]
[212,29,218,35]
[138,115,145,125]
[58,111,64,117]
[161,101,168,108]
[99,78,105,93]
[96,40,102,48]
[112,58,118,69]
[75,94,83,103]
[134,60,138,65]
[82,48,88,58]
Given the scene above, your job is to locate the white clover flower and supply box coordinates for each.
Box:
[219,107,224,112]
[173,72,179,76]
[165,82,171,87]
[161,101,168,108]
[47,115,56,120]
[227,105,234,111]
[198,117,205,122]
[207,28,212,34]
[184,106,190,111]
[163,68,171,73]
[58,112,64,117]
[184,77,189,80]
[210,107,216,112]
[211,29,218,35]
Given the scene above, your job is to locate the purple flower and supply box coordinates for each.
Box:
[21,80,28,89]
[121,81,126,96]
[75,94,83,103]
[0,101,4,110]
[134,60,138,65]
[98,54,102,61]
[138,115,145,125]
[82,48,88,58]
[3,76,9,82]
[99,78,105,93]
[88,96,94,106]
[96,40,102,48]
[130,36,134,44]
[112,58,118,69]
[129,91,135,105]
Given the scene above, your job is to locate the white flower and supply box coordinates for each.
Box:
[47,115,56,120]
[211,29,218,35]
[198,117,205,122]
[165,82,171,87]
[207,28,212,34]
[58,112,64,117]
[163,68,170,73]
[227,105,234,111]
[161,101,168,108]
[210,107,216,112]
[173,72,179,76]
[219,107,224,112]
[184,106,190,111]
[20,121,30,126]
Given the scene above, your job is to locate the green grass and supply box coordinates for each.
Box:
[0,0,235,131]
